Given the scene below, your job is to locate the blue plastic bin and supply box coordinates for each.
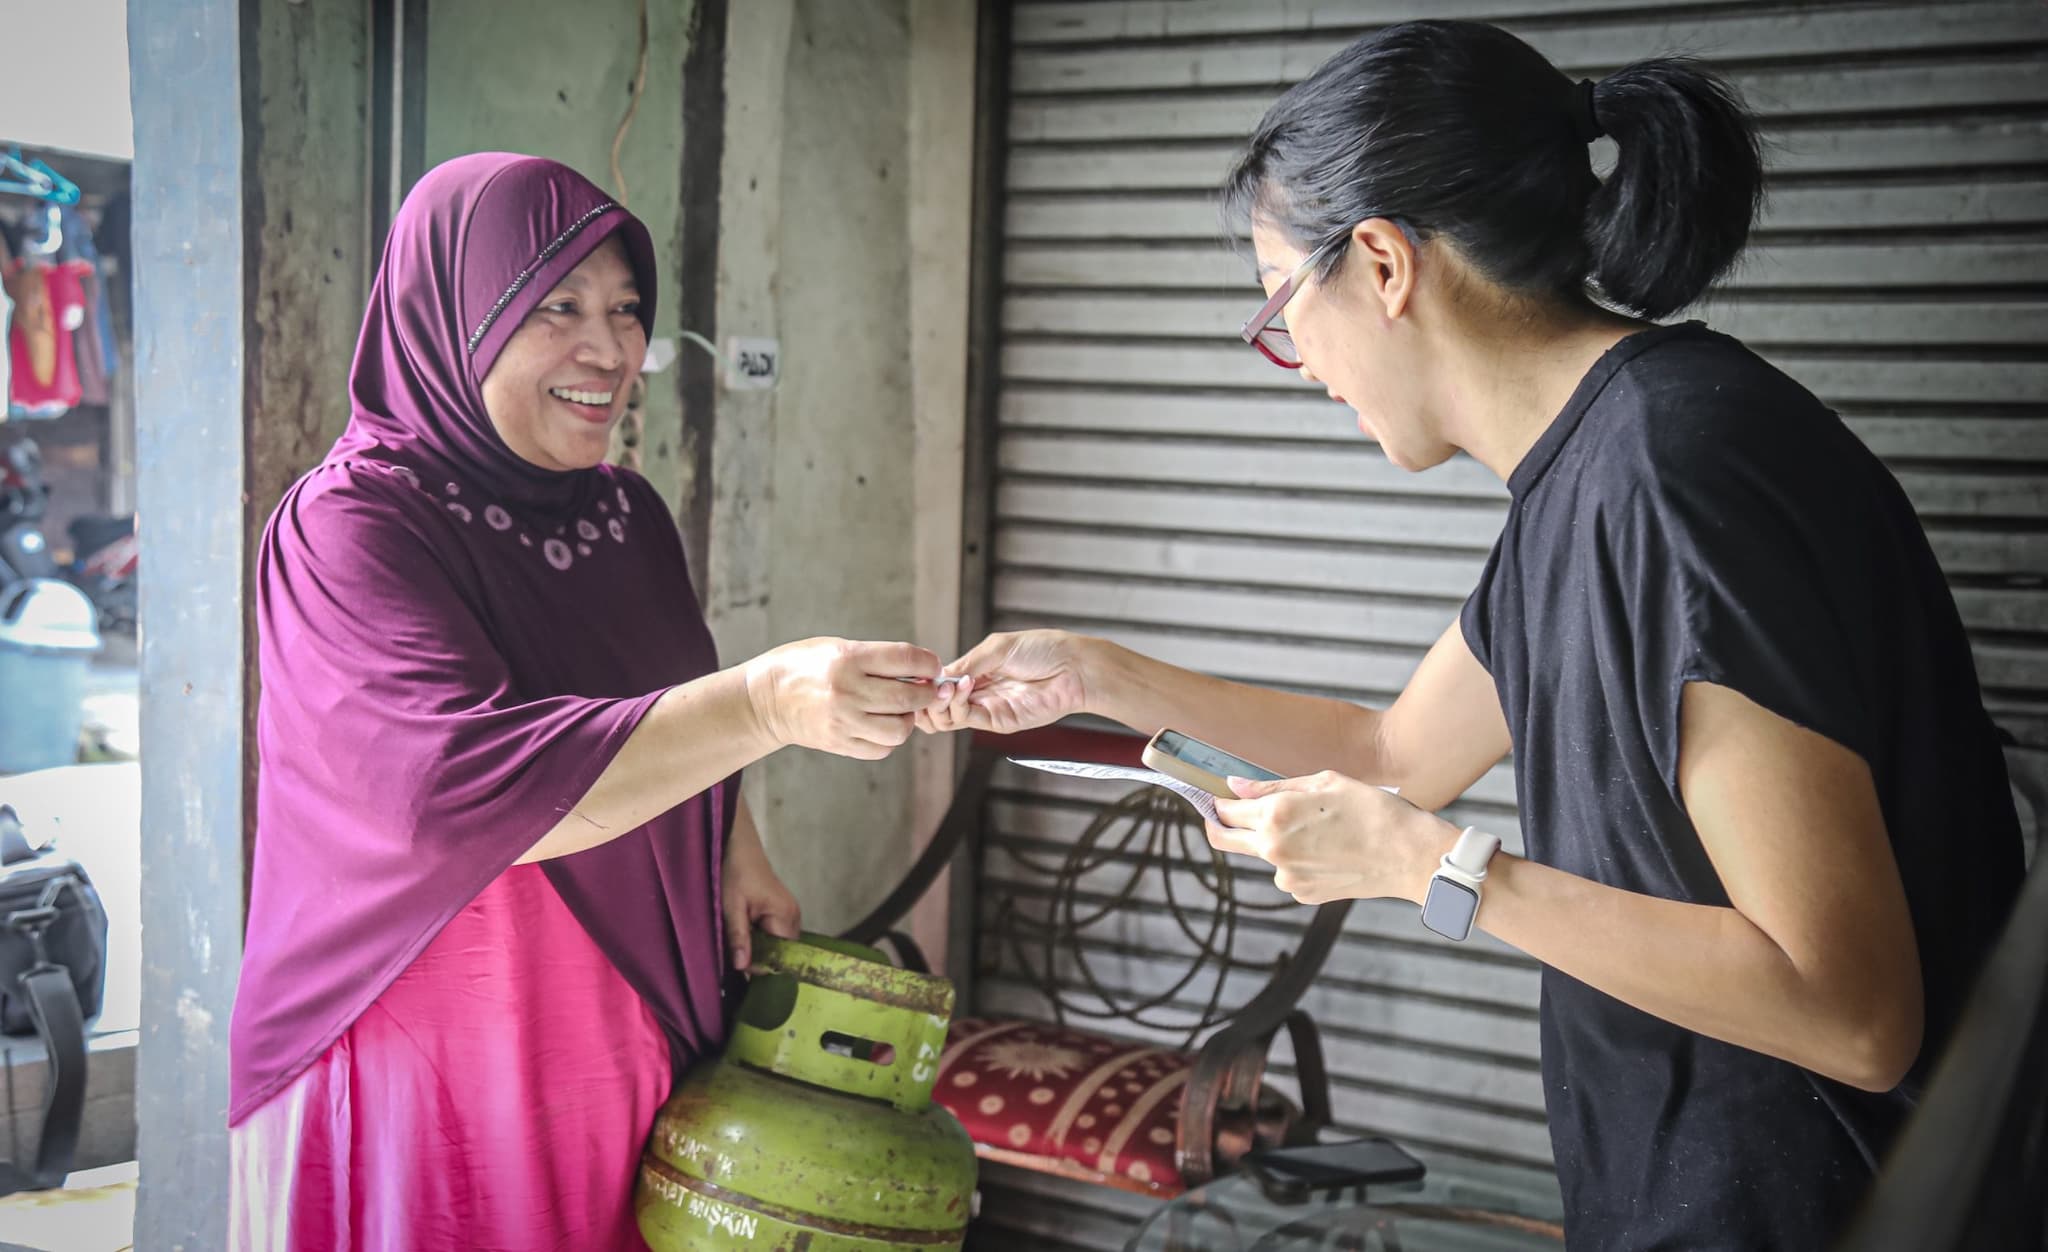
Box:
[0,579,102,774]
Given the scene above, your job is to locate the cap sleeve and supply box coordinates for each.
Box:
[1611,444,1875,799]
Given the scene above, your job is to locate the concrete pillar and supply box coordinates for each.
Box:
[128,1,370,1245]
[906,0,979,974]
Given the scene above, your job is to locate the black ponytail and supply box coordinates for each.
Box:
[1222,21,1764,322]
[1583,59,1764,319]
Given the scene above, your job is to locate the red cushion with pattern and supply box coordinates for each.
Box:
[934,1017,1192,1196]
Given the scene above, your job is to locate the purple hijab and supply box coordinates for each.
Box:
[230,154,735,1124]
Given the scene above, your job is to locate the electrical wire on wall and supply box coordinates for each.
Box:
[610,0,650,210]
[608,0,651,472]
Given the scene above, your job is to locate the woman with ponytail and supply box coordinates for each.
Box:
[922,20,2022,1249]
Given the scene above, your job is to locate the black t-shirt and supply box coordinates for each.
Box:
[1460,322,2024,1250]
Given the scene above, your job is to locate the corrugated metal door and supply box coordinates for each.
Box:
[970,3,2048,1246]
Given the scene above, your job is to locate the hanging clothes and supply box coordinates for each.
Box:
[6,260,88,417]
[0,232,12,414]
[0,197,119,420]
[72,266,109,406]
[55,206,114,403]
[3,253,53,410]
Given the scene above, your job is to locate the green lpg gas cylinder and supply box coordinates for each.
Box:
[635,932,978,1250]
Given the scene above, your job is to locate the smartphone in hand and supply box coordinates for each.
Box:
[1141,729,1283,799]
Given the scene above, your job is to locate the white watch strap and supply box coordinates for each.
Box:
[1435,827,1502,889]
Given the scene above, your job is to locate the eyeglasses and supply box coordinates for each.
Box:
[1239,237,1343,370]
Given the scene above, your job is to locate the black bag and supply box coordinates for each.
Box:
[0,803,108,1192]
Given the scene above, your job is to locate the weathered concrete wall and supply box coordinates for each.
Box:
[247,1,374,527]
[762,0,917,929]
[706,0,976,942]
[422,0,693,516]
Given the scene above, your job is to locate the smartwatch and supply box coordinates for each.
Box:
[1420,827,1502,942]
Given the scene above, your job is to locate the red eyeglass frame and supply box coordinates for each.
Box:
[1239,237,1344,370]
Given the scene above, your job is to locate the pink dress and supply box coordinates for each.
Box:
[230,864,675,1251]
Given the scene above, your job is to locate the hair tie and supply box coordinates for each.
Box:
[1571,78,1604,144]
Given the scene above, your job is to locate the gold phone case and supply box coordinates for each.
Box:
[1141,732,1237,799]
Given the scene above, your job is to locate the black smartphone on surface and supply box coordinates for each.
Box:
[1244,1137,1427,1202]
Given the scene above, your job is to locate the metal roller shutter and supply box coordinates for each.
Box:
[969,3,2048,1245]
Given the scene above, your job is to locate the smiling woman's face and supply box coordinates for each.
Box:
[480,235,647,473]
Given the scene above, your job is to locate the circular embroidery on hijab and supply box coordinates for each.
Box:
[577,543,593,557]
[446,502,473,524]
[444,482,461,497]
[608,518,626,543]
[390,466,421,489]
[485,505,513,531]
[544,538,573,570]
[577,519,601,542]
[617,486,632,514]
[519,534,533,547]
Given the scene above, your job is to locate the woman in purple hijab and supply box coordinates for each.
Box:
[227,154,945,1251]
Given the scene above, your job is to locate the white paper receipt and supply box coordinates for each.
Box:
[1007,758,1225,825]
[1007,757,1398,830]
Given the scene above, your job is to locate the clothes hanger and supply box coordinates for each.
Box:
[0,149,81,207]
[0,151,78,258]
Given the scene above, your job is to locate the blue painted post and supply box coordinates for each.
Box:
[127,2,247,1247]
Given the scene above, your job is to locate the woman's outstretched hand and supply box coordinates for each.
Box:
[743,638,946,760]
[916,629,1093,737]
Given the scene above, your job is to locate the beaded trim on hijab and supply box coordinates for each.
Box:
[465,201,619,354]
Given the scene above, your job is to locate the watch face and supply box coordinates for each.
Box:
[1421,878,1479,942]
